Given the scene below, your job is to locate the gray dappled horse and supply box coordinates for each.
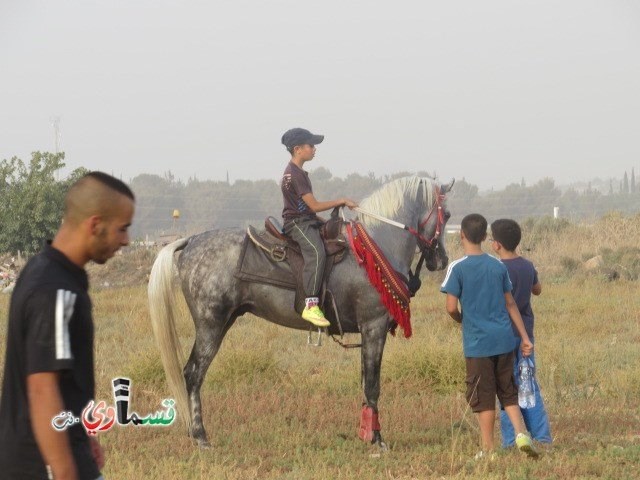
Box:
[148,175,453,449]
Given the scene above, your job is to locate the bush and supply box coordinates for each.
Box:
[522,216,572,237]
[560,256,581,273]
[600,246,640,280]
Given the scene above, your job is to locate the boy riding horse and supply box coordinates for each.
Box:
[280,128,358,327]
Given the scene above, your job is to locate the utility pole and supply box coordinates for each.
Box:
[50,116,61,153]
[50,116,61,180]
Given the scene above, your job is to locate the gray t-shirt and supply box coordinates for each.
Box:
[281,161,314,220]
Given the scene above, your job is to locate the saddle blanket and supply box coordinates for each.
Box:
[235,233,298,290]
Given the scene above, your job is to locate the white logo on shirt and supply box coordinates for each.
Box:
[55,289,76,360]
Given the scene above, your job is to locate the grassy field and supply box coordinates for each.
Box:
[1,216,640,479]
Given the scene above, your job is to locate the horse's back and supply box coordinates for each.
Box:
[177,229,245,303]
[174,227,382,333]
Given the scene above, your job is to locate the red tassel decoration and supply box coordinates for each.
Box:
[346,222,412,338]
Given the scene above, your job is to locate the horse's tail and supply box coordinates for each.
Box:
[148,238,191,433]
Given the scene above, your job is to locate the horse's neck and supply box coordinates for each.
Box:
[359,177,434,275]
[364,209,419,276]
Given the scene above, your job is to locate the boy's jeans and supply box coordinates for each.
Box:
[500,337,552,447]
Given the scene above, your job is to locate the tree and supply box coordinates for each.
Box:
[129,173,184,237]
[632,168,636,193]
[449,177,479,201]
[309,166,332,182]
[0,152,87,254]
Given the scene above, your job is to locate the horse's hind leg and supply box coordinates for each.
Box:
[183,311,237,447]
[360,315,389,450]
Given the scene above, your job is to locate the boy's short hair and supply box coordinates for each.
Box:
[491,218,521,251]
[461,214,487,244]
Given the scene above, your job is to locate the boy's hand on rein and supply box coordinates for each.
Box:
[342,199,358,209]
[521,339,534,357]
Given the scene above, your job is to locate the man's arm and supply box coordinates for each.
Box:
[504,292,533,356]
[532,282,542,296]
[27,372,78,480]
[89,437,105,470]
[301,193,357,213]
[445,293,462,323]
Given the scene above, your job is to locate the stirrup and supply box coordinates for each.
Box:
[307,326,323,347]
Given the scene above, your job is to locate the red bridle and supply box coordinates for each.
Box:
[407,186,448,250]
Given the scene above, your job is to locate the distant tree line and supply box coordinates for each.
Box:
[131,167,640,238]
[447,176,640,223]
[128,167,447,238]
[2,152,639,252]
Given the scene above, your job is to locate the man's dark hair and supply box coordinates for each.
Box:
[491,218,521,251]
[85,171,135,201]
[461,213,487,244]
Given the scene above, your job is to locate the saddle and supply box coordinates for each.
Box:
[236,208,348,315]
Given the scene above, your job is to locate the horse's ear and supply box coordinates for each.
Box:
[441,178,455,193]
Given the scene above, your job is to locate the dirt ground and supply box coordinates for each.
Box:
[85,246,159,289]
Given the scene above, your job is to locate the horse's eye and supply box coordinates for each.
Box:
[444,211,451,220]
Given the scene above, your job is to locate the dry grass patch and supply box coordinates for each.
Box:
[1,216,640,478]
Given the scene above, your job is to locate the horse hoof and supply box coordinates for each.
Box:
[371,430,388,452]
[196,439,211,449]
[376,440,389,452]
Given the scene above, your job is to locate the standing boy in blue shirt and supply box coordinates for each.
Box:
[490,218,552,448]
[441,214,538,458]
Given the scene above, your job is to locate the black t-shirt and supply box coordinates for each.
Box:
[0,243,100,480]
[281,161,314,220]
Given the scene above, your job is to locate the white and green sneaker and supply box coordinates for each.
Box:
[516,433,539,458]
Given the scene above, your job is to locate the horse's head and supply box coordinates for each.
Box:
[357,175,454,275]
[421,179,454,271]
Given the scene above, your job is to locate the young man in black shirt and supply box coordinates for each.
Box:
[280,128,357,327]
[0,172,135,480]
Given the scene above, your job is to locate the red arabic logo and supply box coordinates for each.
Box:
[82,400,116,435]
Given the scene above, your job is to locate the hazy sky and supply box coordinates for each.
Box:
[1,0,639,190]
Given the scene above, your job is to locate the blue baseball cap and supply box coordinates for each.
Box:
[281,128,324,149]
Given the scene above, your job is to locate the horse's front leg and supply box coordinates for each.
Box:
[359,314,389,450]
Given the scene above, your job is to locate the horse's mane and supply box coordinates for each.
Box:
[359,175,435,227]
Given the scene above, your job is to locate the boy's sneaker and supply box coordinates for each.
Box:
[301,305,330,327]
[516,433,539,458]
